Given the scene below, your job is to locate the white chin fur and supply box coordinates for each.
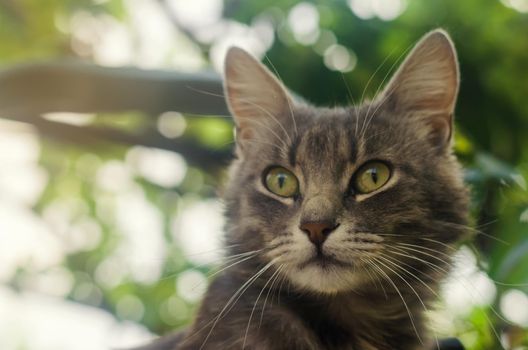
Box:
[284,265,363,294]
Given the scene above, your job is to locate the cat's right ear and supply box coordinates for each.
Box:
[376,30,459,149]
[223,47,293,153]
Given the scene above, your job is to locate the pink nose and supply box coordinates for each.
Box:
[299,221,337,246]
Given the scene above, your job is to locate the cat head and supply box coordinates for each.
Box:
[222,30,469,294]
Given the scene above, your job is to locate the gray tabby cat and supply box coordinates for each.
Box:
[138,29,469,350]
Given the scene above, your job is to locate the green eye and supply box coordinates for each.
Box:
[354,161,391,194]
[264,167,299,198]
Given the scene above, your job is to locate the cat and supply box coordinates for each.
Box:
[136,29,469,350]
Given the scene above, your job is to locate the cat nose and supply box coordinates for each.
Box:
[299,221,338,246]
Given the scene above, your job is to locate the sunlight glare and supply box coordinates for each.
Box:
[500,289,528,326]
[126,146,187,188]
[172,199,225,265]
[176,269,208,303]
[324,44,357,72]
[288,2,320,45]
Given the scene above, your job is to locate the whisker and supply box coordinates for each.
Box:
[360,257,388,298]
[392,245,451,267]
[388,246,511,339]
[369,257,423,344]
[243,265,283,348]
[432,220,509,245]
[264,55,298,137]
[198,259,277,350]
[359,43,414,139]
[259,265,284,330]
[376,255,440,350]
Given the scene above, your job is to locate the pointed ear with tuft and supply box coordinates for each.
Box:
[376,29,460,149]
[223,47,294,153]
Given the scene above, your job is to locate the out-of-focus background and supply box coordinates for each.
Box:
[0,0,527,349]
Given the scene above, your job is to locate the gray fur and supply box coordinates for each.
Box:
[138,30,469,350]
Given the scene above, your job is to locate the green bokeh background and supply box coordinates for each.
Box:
[1,0,527,349]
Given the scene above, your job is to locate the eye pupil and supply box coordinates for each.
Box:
[370,168,378,183]
[278,174,286,188]
[263,167,299,198]
[353,161,391,194]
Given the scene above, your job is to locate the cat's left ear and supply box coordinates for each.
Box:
[376,29,459,148]
[223,47,294,152]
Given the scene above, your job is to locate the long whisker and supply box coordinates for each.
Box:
[391,245,451,267]
[198,259,277,350]
[432,220,509,245]
[397,242,454,260]
[360,257,388,299]
[376,255,440,350]
[240,139,288,153]
[259,265,284,330]
[240,115,290,153]
[389,246,510,339]
[381,254,440,298]
[359,41,416,140]
[264,56,298,137]
[158,249,262,282]
[206,252,263,280]
[369,258,423,344]
[243,265,283,348]
[241,99,293,145]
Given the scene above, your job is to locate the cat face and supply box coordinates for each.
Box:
[222,30,469,294]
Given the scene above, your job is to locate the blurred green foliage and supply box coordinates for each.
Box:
[1,0,528,349]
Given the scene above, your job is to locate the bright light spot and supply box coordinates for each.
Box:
[73,282,103,306]
[442,247,497,315]
[313,29,337,55]
[159,295,189,325]
[124,0,205,70]
[173,199,225,265]
[95,257,127,289]
[520,208,528,223]
[96,160,134,193]
[347,0,375,19]
[157,112,187,138]
[114,189,166,284]
[210,20,270,72]
[95,193,115,225]
[0,123,40,163]
[288,2,320,45]
[43,198,88,237]
[67,218,103,252]
[500,289,528,326]
[348,0,407,20]
[0,165,47,206]
[70,11,134,65]
[0,125,47,205]
[0,201,63,282]
[42,112,95,126]
[176,270,208,303]
[116,295,145,322]
[0,286,152,350]
[252,15,276,51]
[167,0,223,30]
[511,173,527,190]
[372,0,407,21]
[324,44,357,72]
[501,0,528,13]
[27,267,74,297]
[126,146,187,188]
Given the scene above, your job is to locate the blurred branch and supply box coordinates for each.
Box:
[1,113,233,171]
[0,61,233,171]
[0,61,230,116]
